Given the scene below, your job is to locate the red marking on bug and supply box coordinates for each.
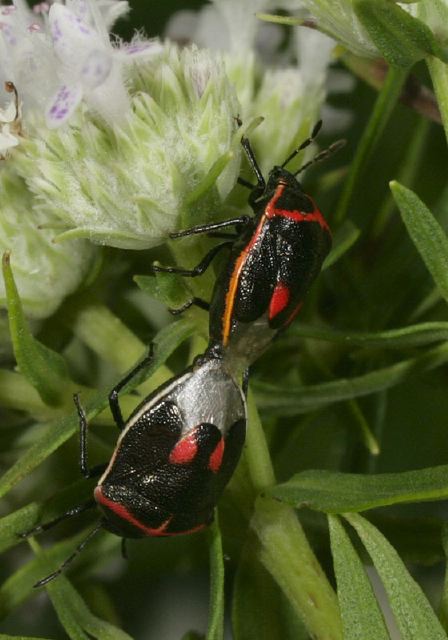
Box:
[94,487,207,537]
[208,438,225,473]
[169,431,198,465]
[94,487,172,536]
[266,183,330,231]
[269,282,290,319]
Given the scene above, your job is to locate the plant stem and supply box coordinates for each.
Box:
[427,57,448,144]
[334,65,408,225]
[245,391,343,639]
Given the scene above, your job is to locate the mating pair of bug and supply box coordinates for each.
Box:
[21,120,342,587]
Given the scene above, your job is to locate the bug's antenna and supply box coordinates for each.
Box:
[281,120,322,169]
[33,521,103,588]
[294,139,346,177]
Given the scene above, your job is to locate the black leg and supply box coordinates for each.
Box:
[19,500,96,539]
[237,176,255,190]
[74,394,108,478]
[107,345,154,431]
[33,521,103,588]
[236,116,265,189]
[242,368,250,399]
[169,297,210,316]
[152,241,232,278]
[170,216,249,239]
[121,537,128,560]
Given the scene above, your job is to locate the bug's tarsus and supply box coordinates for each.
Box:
[33,521,103,588]
[170,216,250,239]
[236,116,266,189]
[107,345,154,431]
[153,241,232,278]
[242,368,250,399]
[18,500,96,539]
[169,297,210,316]
[121,537,128,560]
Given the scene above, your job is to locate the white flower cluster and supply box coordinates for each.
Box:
[0,0,340,322]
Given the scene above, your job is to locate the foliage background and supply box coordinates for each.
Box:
[1,0,448,639]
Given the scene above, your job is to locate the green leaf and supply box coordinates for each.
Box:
[206,516,224,640]
[134,272,191,310]
[354,0,447,68]
[268,466,448,513]
[391,181,448,304]
[439,524,448,631]
[0,318,195,500]
[0,503,40,553]
[46,575,132,640]
[2,251,70,406]
[291,321,448,349]
[232,539,308,640]
[255,342,448,415]
[345,513,448,639]
[322,220,360,270]
[328,515,389,640]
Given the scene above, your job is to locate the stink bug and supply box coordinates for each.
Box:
[22,346,246,587]
[153,120,343,366]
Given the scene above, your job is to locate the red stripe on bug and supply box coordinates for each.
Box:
[269,282,290,319]
[94,487,207,537]
[208,438,225,473]
[94,487,172,536]
[266,184,330,231]
[169,431,198,465]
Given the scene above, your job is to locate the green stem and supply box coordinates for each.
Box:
[334,65,408,225]
[427,57,448,144]
[245,392,343,639]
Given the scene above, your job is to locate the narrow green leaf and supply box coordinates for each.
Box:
[268,465,448,513]
[255,342,448,415]
[0,319,195,499]
[322,220,360,270]
[232,540,308,640]
[2,251,70,406]
[47,576,133,640]
[439,524,448,631]
[134,272,191,310]
[354,0,447,68]
[291,321,448,349]
[345,513,448,639]
[0,533,88,620]
[0,503,40,553]
[206,516,224,640]
[328,515,389,640]
[391,181,448,304]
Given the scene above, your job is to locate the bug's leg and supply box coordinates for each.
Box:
[19,500,96,539]
[121,538,128,560]
[242,368,250,399]
[152,241,232,278]
[106,345,154,431]
[33,521,103,588]
[169,297,210,316]
[74,393,108,477]
[170,216,250,239]
[236,117,265,189]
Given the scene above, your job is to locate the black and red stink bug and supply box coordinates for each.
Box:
[153,120,344,367]
[22,346,246,587]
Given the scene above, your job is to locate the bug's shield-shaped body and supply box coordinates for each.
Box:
[209,168,332,367]
[95,356,246,538]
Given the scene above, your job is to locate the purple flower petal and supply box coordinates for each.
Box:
[45,83,83,128]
